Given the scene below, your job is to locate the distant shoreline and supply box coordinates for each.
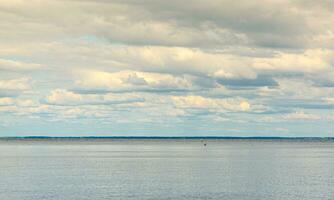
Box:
[1,136,334,140]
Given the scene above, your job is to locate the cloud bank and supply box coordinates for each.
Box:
[1,0,334,136]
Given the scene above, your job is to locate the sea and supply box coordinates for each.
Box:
[0,138,334,200]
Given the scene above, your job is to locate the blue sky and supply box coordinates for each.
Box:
[1,0,334,136]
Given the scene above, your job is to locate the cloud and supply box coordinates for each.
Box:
[283,111,321,121]
[1,0,334,136]
[16,42,333,89]
[274,100,334,110]
[0,78,30,91]
[73,69,196,93]
[240,101,250,111]
[252,49,331,73]
[0,58,42,71]
[0,97,14,106]
[44,89,144,106]
[85,0,334,48]
[0,97,38,108]
[1,0,334,50]
[217,75,278,88]
[0,78,31,97]
[171,95,251,112]
[0,0,250,48]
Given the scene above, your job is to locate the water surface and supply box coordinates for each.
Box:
[0,139,334,200]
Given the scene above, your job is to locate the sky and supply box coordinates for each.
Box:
[1,0,334,137]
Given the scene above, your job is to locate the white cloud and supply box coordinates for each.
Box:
[171,95,251,112]
[283,111,320,120]
[1,0,334,135]
[0,58,42,71]
[324,97,334,103]
[46,89,82,106]
[0,97,14,106]
[0,78,31,91]
[14,41,334,83]
[74,69,195,92]
[240,101,250,111]
[45,89,144,106]
[252,49,331,73]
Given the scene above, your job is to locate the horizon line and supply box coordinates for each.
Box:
[1,136,334,140]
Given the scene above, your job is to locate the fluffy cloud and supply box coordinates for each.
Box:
[45,89,144,106]
[1,0,333,49]
[73,70,195,93]
[0,78,31,97]
[12,42,332,88]
[0,97,14,106]
[0,58,42,71]
[171,95,251,112]
[0,78,30,91]
[252,49,332,73]
[1,0,334,136]
[283,111,321,121]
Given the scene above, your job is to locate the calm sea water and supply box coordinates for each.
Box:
[0,139,334,200]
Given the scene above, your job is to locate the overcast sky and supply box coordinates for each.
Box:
[1,0,334,136]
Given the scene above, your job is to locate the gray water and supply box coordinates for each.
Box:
[0,139,334,200]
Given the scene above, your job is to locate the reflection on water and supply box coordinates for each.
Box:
[0,139,334,200]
